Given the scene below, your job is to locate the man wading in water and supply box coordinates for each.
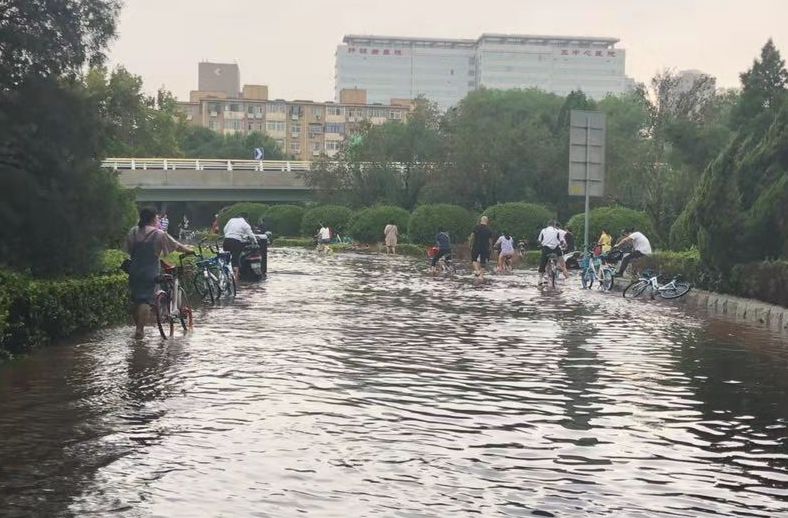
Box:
[125,207,193,339]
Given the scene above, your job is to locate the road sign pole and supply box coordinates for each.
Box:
[584,118,592,251]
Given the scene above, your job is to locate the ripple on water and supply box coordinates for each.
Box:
[0,249,786,517]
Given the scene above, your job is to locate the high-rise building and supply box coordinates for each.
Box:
[179,64,410,161]
[336,34,635,109]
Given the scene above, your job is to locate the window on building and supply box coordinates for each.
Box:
[389,110,403,120]
[289,141,301,153]
[208,120,219,130]
[290,124,301,135]
[326,106,343,116]
[308,123,323,137]
[267,102,286,113]
[208,102,221,114]
[225,120,241,130]
[325,141,340,152]
[324,123,345,134]
[312,106,324,117]
[311,141,322,152]
[265,121,286,133]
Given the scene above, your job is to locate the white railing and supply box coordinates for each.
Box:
[101,157,312,172]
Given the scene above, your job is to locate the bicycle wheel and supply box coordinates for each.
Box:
[582,268,595,289]
[659,281,691,299]
[193,271,215,303]
[623,280,649,299]
[601,269,614,292]
[176,286,192,331]
[154,291,173,338]
[222,267,236,297]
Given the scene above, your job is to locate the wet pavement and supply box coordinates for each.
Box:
[0,249,786,517]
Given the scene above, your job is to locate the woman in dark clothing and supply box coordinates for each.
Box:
[125,207,192,339]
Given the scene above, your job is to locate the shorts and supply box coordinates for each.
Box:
[319,238,331,245]
[471,247,490,265]
[222,238,245,267]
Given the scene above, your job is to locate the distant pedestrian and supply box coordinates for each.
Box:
[159,212,169,233]
[211,214,220,234]
[384,221,399,254]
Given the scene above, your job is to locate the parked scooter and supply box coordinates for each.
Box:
[238,231,271,281]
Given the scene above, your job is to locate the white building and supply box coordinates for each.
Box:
[336,34,635,109]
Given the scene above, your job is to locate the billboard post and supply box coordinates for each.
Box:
[568,110,606,251]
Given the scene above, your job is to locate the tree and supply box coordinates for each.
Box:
[0,0,120,90]
[0,77,135,276]
[732,39,788,128]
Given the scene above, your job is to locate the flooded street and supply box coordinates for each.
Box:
[1,249,786,517]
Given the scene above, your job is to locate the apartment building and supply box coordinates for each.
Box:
[178,64,410,161]
[336,33,636,109]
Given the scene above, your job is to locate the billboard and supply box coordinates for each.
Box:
[198,62,240,97]
[568,110,606,197]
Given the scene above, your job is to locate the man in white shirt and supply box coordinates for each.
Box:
[615,228,652,276]
[537,220,569,283]
[223,213,257,280]
[317,224,332,253]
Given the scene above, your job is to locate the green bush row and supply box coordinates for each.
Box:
[1,271,129,359]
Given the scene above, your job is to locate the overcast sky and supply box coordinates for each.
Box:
[108,0,787,101]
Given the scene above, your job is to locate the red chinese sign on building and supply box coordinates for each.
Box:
[347,48,404,56]
[560,49,617,57]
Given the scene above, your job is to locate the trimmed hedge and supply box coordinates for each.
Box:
[349,205,411,243]
[301,205,354,236]
[408,204,476,245]
[1,271,129,359]
[265,205,305,237]
[482,202,554,243]
[729,260,788,307]
[567,206,656,249]
[218,202,269,228]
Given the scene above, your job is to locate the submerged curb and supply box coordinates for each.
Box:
[679,289,788,333]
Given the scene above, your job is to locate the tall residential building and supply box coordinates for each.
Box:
[178,64,410,161]
[336,34,635,109]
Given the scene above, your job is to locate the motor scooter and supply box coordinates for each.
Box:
[238,232,271,281]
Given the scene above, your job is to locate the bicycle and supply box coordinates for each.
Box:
[153,254,194,339]
[623,270,692,300]
[192,240,222,303]
[542,253,560,288]
[209,242,236,298]
[428,247,456,276]
[580,246,615,291]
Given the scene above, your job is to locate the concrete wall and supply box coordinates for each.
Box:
[681,289,788,334]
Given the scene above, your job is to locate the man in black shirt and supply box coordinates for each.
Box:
[471,216,493,279]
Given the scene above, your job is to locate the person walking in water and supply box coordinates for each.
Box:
[470,216,493,279]
[383,221,399,254]
[125,207,193,339]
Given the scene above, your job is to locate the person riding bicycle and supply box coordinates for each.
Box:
[125,206,193,339]
[614,227,652,277]
[538,220,569,285]
[494,231,516,272]
[223,213,257,281]
[431,227,452,272]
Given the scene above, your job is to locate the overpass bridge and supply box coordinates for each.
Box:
[103,158,313,202]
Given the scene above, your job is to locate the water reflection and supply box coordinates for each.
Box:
[0,249,786,516]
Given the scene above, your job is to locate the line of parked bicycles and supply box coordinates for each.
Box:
[150,233,270,339]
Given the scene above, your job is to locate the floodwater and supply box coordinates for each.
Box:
[0,249,786,517]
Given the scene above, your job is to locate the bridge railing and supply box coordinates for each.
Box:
[101,158,311,172]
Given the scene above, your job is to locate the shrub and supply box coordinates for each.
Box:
[264,205,305,237]
[1,271,129,358]
[567,206,656,249]
[482,202,554,243]
[217,202,269,228]
[728,260,788,307]
[408,204,476,245]
[640,249,702,284]
[301,205,354,237]
[349,205,411,243]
